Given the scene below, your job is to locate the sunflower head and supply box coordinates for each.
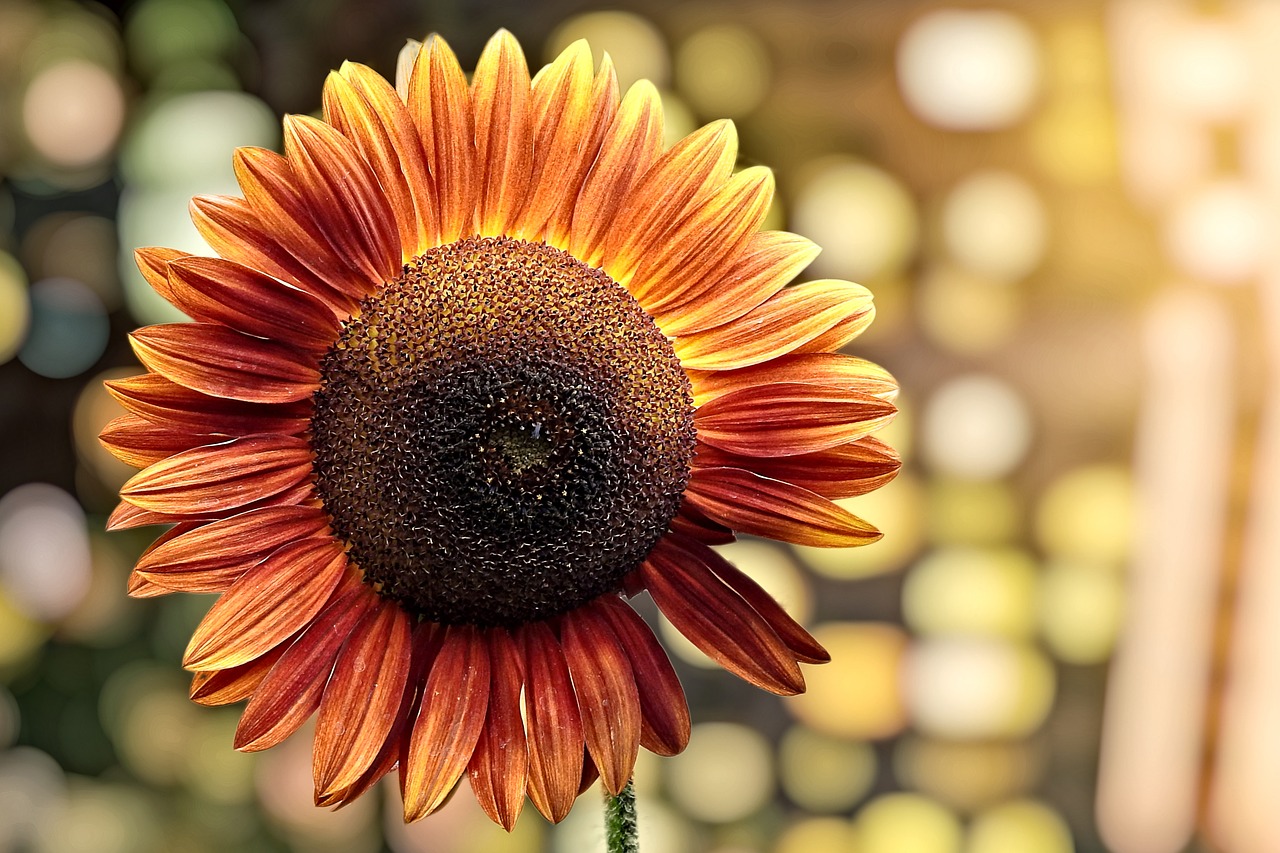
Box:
[102,29,900,829]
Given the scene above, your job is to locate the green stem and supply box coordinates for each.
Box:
[604,779,639,853]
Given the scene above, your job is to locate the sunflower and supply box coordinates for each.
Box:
[101,30,900,828]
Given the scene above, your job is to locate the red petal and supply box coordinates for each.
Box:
[695,382,897,457]
[189,194,361,314]
[672,280,875,371]
[135,506,330,593]
[519,621,583,823]
[694,437,901,500]
[688,352,898,407]
[467,628,528,831]
[684,466,881,547]
[686,538,829,664]
[402,625,491,821]
[99,413,214,468]
[595,596,690,756]
[668,501,736,546]
[233,574,375,751]
[184,537,348,671]
[313,601,413,798]
[135,247,188,304]
[190,643,289,706]
[283,115,401,284]
[560,603,641,795]
[166,256,340,352]
[129,324,319,404]
[642,535,804,695]
[104,373,312,436]
[119,434,313,516]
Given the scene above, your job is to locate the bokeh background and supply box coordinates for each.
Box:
[2,0,1276,851]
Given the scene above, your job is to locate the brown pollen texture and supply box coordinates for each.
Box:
[310,236,696,627]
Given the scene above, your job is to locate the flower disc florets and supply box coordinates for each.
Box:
[311,236,696,627]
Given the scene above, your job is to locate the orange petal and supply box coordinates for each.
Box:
[190,643,288,706]
[561,603,641,795]
[652,230,818,337]
[569,80,664,267]
[683,466,881,547]
[689,537,829,664]
[135,247,188,304]
[233,574,375,751]
[672,279,875,371]
[99,413,213,468]
[694,382,897,457]
[688,352,899,407]
[184,537,348,671]
[520,621,583,823]
[668,502,736,547]
[135,505,330,593]
[119,434,313,516]
[232,149,381,299]
[127,570,172,597]
[599,120,738,284]
[314,601,413,799]
[527,47,619,248]
[642,535,804,695]
[166,256,340,353]
[104,373,312,436]
[402,625,491,821]
[189,194,360,314]
[629,166,774,307]
[471,30,533,237]
[595,596,690,756]
[282,114,401,283]
[694,437,901,500]
[109,500,187,531]
[129,324,319,404]
[467,628,528,831]
[408,35,477,243]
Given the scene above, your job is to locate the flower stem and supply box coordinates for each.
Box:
[604,779,639,853]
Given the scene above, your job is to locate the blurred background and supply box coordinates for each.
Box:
[1,0,1276,851]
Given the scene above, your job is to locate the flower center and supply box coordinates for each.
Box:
[310,236,696,627]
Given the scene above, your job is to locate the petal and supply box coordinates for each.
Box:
[109,500,188,531]
[282,114,401,283]
[688,537,829,664]
[129,324,319,404]
[599,120,738,284]
[184,537,348,671]
[135,247,189,304]
[402,625,491,821]
[104,373,312,436]
[683,466,881,547]
[560,602,641,795]
[652,231,819,337]
[642,535,804,695]
[323,65,423,255]
[232,148,381,299]
[99,413,214,468]
[520,621,583,823]
[134,506,330,593]
[471,29,533,237]
[408,35,477,243]
[522,46,618,247]
[190,643,289,706]
[688,352,899,407]
[694,437,901,500]
[396,38,422,99]
[467,628,528,831]
[673,279,876,371]
[694,382,897,457]
[668,502,736,547]
[595,596,691,756]
[127,570,172,598]
[314,601,413,798]
[189,194,360,314]
[569,81,664,267]
[166,256,340,352]
[233,574,376,751]
[629,166,774,307]
[119,434,313,516]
